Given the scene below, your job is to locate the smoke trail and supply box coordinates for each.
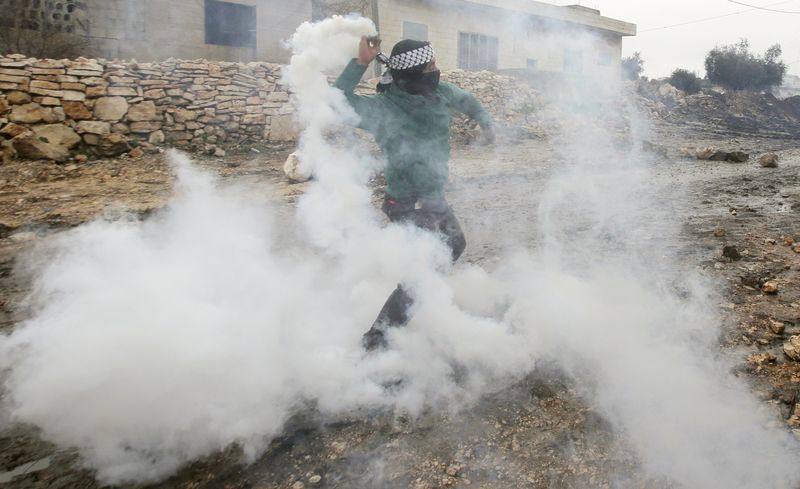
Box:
[0,16,508,484]
[0,14,798,489]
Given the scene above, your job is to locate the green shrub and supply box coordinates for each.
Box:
[705,39,786,91]
[668,69,703,94]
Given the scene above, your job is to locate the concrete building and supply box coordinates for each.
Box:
[369,0,636,75]
[6,0,312,63]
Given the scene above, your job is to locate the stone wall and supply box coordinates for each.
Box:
[0,53,546,163]
[0,54,298,162]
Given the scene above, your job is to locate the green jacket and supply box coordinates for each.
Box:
[335,59,493,200]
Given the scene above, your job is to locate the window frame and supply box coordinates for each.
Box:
[402,20,429,41]
[458,32,499,71]
[204,0,257,49]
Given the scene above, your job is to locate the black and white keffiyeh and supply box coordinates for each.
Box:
[385,44,434,71]
[376,41,436,93]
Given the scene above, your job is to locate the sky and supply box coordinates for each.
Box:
[554,0,800,78]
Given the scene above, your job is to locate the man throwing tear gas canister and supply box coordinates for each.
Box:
[335,36,495,351]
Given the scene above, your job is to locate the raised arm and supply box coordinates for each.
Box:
[334,36,384,131]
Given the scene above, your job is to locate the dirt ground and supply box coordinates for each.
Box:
[0,120,799,489]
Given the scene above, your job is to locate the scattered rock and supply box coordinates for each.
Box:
[722,245,742,261]
[748,352,777,366]
[9,231,37,243]
[96,133,131,157]
[713,227,726,237]
[695,148,749,162]
[768,320,786,335]
[13,124,81,162]
[784,336,800,361]
[213,147,226,157]
[129,147,144,158]
[330,441,347,454]
[740,273,761,288]
[709,150,729,161]
[762,281,779,295]
[74,154,88,163]
[659,82,679,97]
[308,475,322,485]
[726,151,750,163]
[759,153,779,168]
[292,482,305,489]
[148,130,165,145]
[284,151,311,183]
[695,147,716,160]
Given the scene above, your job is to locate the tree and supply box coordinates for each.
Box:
[668,69,703,94]
[0,0,88,58]
[705,39,787,91]
[621,52,644,81]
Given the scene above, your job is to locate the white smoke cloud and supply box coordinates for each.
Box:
[0,14,798,489]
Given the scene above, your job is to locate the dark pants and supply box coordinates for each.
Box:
[362,194,466,350]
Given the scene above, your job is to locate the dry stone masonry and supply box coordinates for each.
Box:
[0,54,298,162]
[1,54,545,162]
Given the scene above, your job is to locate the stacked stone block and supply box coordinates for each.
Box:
[0,53,545,162]
[0,54,298,161]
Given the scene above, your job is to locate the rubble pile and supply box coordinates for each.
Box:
[444,70,545,140]
[631,78,800,138]
[0,54,298,162]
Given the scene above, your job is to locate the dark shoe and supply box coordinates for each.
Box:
[362,327,388,351]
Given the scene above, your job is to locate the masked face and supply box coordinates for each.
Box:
[395,69,441,96]
[421,70,441,91]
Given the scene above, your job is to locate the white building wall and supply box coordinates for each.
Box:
[377,0,626,76]
[81,0,310,63]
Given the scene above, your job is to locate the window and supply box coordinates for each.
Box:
[402,21,428,41]
[204,0,256,48]
[563,49,583,74]
[458,33,498,71]
[526,59,538,70]
[597,52,614,67]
